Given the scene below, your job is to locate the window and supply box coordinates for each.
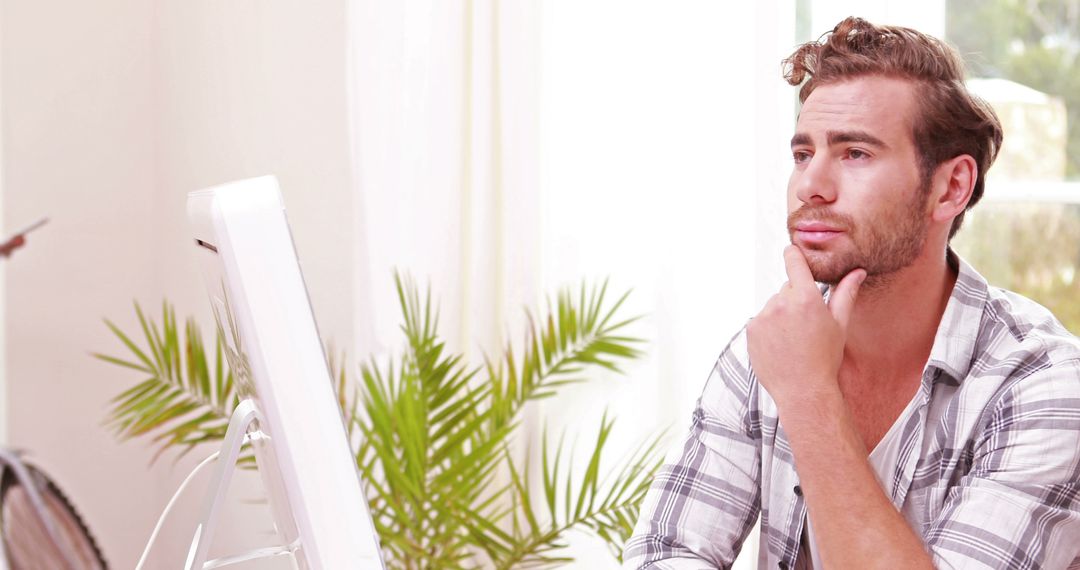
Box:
[947,0,1080,333]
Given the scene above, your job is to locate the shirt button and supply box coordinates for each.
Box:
[793,485,803,497]
[779,562,789,570]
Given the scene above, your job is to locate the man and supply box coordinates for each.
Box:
[624,16,1080,570]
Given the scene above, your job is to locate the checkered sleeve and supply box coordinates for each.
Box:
[925,361,1080,570]
[623,330,762,569]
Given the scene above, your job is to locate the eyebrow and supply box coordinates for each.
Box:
[790,130,890,149]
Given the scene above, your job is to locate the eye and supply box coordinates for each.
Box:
[792,150,812,164]
[846,148,871,160]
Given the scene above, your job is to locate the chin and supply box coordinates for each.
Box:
[801,249,856,285]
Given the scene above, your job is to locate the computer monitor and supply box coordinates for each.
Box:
[187,176,383,569]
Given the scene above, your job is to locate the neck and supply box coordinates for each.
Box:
[837,247,956,376]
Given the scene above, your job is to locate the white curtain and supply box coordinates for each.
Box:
[347,1,796,566]
[348,0,541,362]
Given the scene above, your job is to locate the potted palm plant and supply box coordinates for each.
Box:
[95,274,665,568]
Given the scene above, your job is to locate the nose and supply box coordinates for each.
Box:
[791,154,837,206]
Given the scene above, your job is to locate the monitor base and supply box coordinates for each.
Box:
[185,399,301,570]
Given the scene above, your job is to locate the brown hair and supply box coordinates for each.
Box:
[783,17,1003,239]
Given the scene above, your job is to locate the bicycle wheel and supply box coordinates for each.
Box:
[0,464,108,570]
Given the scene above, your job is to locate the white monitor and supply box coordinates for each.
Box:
[187,176,383,569]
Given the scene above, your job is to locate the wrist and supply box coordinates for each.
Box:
[774,383,845,427]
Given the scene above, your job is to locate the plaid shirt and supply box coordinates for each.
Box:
[625,254,1080,569]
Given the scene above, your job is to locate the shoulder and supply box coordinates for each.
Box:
[979,285,1080,375]
[942,252,1078,381]
[967,288,1080,440]
[702,326,755,407]
[699,325,768,436]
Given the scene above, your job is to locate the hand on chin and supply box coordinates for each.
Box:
[746,245,866,410]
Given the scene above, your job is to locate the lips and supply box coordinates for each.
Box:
[793,222,842,232]
[792,221,845,245]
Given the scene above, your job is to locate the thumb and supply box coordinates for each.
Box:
[829,269,866,332]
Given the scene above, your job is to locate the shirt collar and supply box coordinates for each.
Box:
[924,249,990,385]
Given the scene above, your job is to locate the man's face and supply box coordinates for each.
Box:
[787,76,930,285]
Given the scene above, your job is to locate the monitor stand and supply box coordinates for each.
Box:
[185,399,301,570]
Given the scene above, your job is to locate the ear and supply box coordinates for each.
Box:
[930,154,977,225]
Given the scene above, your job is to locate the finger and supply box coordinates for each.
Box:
[829,268,866,332]
[783,245,815,289]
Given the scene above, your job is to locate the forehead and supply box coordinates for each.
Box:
[795,76,918,144]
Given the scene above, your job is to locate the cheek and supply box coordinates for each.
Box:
[859,200,903,235]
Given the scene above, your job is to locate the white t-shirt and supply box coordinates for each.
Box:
[797,390,923,569]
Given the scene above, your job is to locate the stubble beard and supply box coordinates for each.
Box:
[787,184,930,286]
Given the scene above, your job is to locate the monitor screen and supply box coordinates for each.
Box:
[187,176,383,569]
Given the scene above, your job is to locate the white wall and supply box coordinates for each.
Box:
[2,0,353,567]
[2,0,161,567]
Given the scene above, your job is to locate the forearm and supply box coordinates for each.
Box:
[780,389,933,570]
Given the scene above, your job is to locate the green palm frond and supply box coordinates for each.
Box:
[356,273,513,569]
[94,302,238,463]
[329,347,363,444]
[490,413,666,569]
[488,280,644,431]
